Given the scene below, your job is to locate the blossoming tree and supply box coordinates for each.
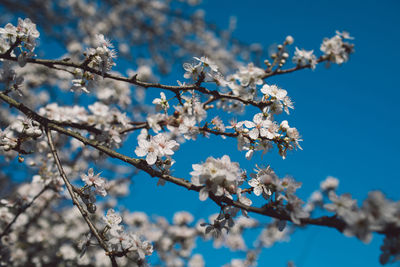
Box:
[0,1,399,266]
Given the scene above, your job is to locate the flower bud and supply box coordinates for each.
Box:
[87,203,97,213]
[285,35,294,45]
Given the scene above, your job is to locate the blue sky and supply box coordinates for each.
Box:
[125,0,400,266]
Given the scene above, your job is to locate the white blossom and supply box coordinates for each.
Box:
[233,63,264,88]
[321,31,354,64]
[292,47,317,69]
[191,155,243,201]
[152,92,169,112]
[103,209,122,229]
[86,34,117,75]
[81,168,107,197]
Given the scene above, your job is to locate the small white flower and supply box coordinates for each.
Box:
[261,84,287,101]
[0,18,40,52]
[248,177,270,196]
[233,63,264,88]
[173,211,194,225]
[243,113,273,140]
[320,31,354,65]
[194,56,219,72]
[191,155,243,201]
[292,47,317,69]
[179,116,199,140]
[320,176,339,191]
[324,192,357,217]
[135,138,159,165]
[86,34,117,75]
[152,92,169,112]
[183,61,202,80]
[153,133,179,156]
[81,168,107,197]
[103,209,122,228]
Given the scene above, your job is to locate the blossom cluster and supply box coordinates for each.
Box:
[0,116,42,153]
[292,47,317,69]
[38,102,130,148]
[135,131,179,165]
[300,176,400,264]
[324,189,400,245]
[0,18,40,94]
[0,18,39,66]
[80,168,107,197]
[190,155,245,201]
[261,84,293,115]
[86,34,117,76]
[102,209,153,260]
[248,166,309,224]
[234,114,301,160]
[321,31,354,65]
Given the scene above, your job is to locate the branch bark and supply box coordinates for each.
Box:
[45,128,118,267]
[2,91,398,236]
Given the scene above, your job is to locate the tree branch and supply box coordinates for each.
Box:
[45,128,118,267]
[1,91,398,238]
[263,56,329,79]
[0,53,269,110]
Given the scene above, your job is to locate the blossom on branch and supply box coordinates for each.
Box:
[86,34,117,76]
[292,47,317,69]
[135,132,179,165]
[190,155,244,201]
[321,31,354,65]
[81,168,107,197]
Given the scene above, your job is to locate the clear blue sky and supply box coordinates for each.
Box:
[124,0,400,266]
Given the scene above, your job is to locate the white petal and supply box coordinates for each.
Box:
[253,113,263,123]
[244,121,255,128]
[199,187,209,201]
[163,148,174,156]
[240,196,252,206]
[249,128,259,140]
[245,149,254,160]
[146,153,157,165]
[248,179,259,187]
[135,147,147,157]
[138,139,149,148]
[253,186,262,196]
[192,164,202,171]
[259,127,268,137]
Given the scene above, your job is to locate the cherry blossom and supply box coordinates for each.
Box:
[243,113,275,140]
[292,47,317,69]
[81,168,107,197]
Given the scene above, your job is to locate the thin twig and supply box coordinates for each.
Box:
[45,128,118,267]
[263,56,328,79]
[0,185,50,238]
[0,53,269,110]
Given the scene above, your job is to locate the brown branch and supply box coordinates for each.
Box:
[47,120,103,135]
[45,128,118,267]
[119,123,148,134]
[0,53,269,110]
[263,56,329,79]
[1,92,398,237]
